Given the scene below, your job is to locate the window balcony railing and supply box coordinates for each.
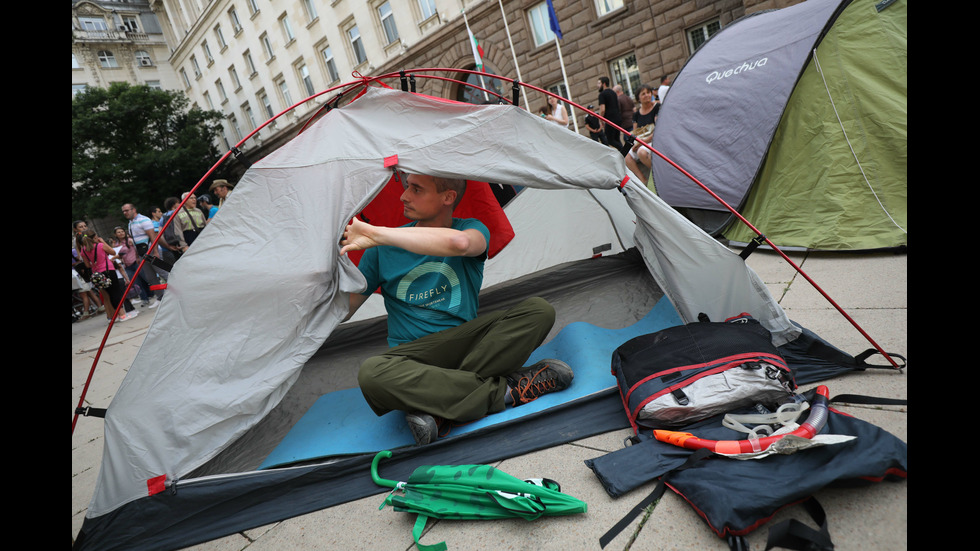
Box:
[73,29,126,42]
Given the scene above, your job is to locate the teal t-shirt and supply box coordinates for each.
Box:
[358,218,490,347]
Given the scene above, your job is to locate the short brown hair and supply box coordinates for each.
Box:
[432,177,467,209]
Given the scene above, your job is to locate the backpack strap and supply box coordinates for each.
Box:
[599,448,712,548]
[830,393,907,407]
[853,348,907,369]
[764,496,834,551]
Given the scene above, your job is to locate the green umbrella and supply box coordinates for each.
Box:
[371,450,587,551]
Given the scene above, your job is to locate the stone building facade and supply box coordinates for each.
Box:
[72,0,180,96]
[372,0,799,130]
[131,0,802,175]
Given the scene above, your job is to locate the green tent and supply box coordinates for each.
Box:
[652,0,907,250]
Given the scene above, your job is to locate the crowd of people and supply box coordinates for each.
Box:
[536,73,672,184]
[71,179,234,323]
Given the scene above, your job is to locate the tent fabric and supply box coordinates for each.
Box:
[651,0,907,251]
[84,86,797,529]
[651,0,846,210]
[723,0,907,249]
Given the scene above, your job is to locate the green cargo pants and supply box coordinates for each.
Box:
[357,297,556,422]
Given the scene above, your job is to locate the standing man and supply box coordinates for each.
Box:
[121,203,166,300]
[341,173,573,445]
[614,84,634,133]
[658,74,672,104]
[209,179,234,210]
[199,194,218,219]
[596,77,625,154]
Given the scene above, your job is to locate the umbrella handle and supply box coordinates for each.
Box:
[371,450,398,488]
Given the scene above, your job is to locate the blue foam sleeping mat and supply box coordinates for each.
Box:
[259,297,682,469]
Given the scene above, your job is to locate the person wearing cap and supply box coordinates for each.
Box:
[209,179,234,209]
[199,194,218,219]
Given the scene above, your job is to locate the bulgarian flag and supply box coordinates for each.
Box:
[464,18,484,72]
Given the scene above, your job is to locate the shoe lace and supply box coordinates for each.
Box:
[513,366,558,404]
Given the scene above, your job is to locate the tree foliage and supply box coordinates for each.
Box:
[72,82,224,221]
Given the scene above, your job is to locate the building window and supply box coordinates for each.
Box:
[303,0,318,23]
[608,52,640,99]
[246,0,259,16]
[378,2,399,45]
[98,50,118,68]
[688,19,722,52]
[261,32,274,61]
[228,114,243,142]
[243,101,257,131]
[298,63,315,97]
[180,68,190,88]
[259,92,275,120]
[547,82,569,102]
[454,63,504,104]
[595,0,624,16]
[203,90,215,110]
[202,40,213,65]
[528,3,556,47]
[418,0,437,20]
[321,45,340,84]
[229,7,242,34]
[348,25,367,65]
[280,14,295,43]
[122,15,141,32]
[278,78,293,107]
[216,78,228,102]
[146,80,162,90]
[214,24,227,49]
[79,17,108,31]
[229,65,241,90]
[243,50,257,76]
[73,84,88,97]
[135,50,153,67]
[72,53,80,69]
[191,55,201,78]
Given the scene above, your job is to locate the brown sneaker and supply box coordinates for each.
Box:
[506,359,574,406]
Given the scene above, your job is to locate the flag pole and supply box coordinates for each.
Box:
[553,37,579,133]
[545,0,579,133]
[497,0,531,111]
[462,10,490,102]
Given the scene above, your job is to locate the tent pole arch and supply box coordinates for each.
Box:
[72,67,902,435]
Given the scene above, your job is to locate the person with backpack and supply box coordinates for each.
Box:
[122,202,169,292]
[161,196,188,258]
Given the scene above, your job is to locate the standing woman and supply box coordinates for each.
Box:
[545,95,569,128]
[626,84,659,181]
[73,221,103,317]
[80,230,138,322]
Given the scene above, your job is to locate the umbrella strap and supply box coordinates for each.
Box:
[412,514,447,551]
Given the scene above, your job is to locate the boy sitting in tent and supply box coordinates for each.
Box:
[340,173,573,446]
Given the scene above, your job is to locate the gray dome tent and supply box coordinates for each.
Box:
[76,85,813,550]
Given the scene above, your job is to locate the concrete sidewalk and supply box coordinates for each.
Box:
[71,250,906,550]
